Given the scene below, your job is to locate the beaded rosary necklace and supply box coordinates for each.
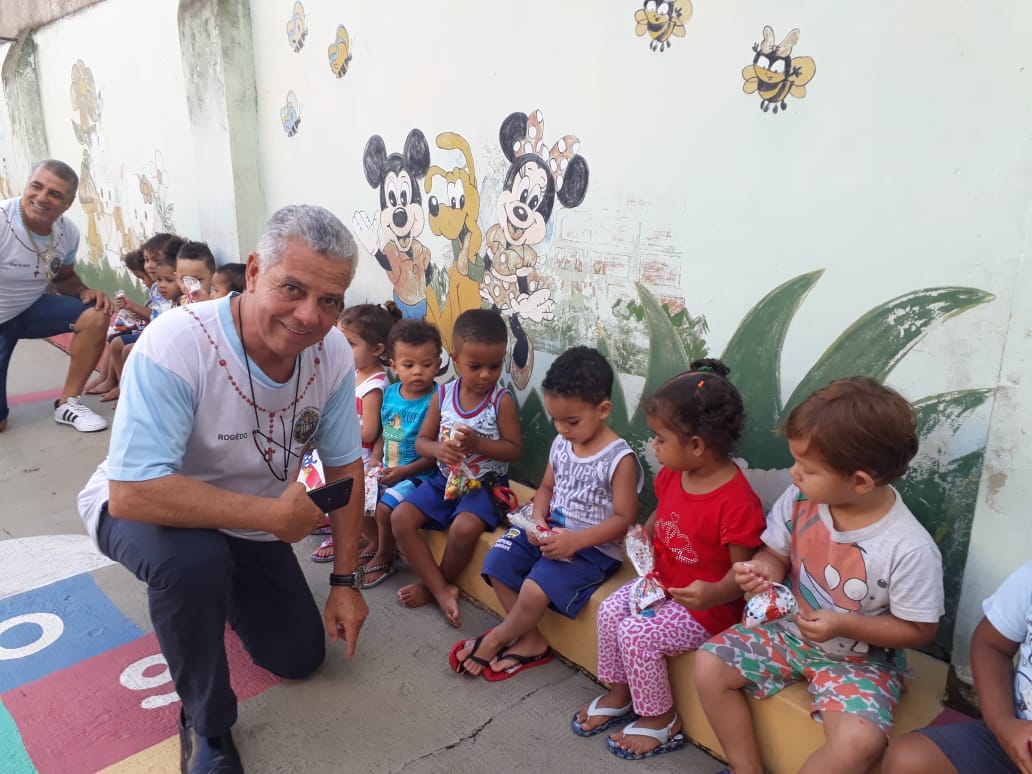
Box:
[0,201,63,279]
[238,295,301,481]
[186,297,323,481]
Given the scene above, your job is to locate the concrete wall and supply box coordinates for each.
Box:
[0,0,105,39]
[3,0,1031,675]
[28,0,200,264]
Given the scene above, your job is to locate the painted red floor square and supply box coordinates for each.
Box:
[2,630,282,773]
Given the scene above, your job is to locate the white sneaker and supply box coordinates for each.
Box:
[54,396,108,432]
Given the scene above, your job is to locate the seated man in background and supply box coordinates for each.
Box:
[0,159,111,432]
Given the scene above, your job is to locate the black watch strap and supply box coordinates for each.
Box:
[329,570,363,588]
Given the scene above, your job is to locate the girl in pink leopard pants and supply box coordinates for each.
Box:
[571,359,766,761]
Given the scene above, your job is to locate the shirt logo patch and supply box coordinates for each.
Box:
[293,407,321,445]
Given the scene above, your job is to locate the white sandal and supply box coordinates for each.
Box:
[605,714,687,759]
[569,695,637,737]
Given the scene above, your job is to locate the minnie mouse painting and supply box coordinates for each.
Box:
[480,110,589,388]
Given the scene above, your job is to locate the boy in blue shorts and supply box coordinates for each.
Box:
[450,346,643,680]
[883,561,1032,774]
[358,319,441,588]
[694,377,944,774]
[391,309,522,627]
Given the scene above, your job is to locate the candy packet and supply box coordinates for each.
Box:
[444,459,481,500]
[742,582,797,627]
[298,449,325,491]
[107,289,146,336]
[506,501,538,532]
[363,465,382,514]
[506,502,571,561]
[182,276,202,303]
[625,529,666,616]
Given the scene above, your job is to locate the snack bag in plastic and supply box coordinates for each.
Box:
[742,582,797,627]
[625,529,667,616]
[444,459,481,500]
[364,465,382,513]
[506,502,571,561]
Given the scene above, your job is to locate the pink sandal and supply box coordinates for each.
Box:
[310,537,334,563]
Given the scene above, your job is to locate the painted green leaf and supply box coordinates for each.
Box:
[785,287,995,416]
[631,283,694,427]
[508,387,553,485]
[599,331,657,517]
[721,270,824,466]
[897,388,995,658]
[597,333,634,442]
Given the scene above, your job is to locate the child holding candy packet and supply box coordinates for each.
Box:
[451,347,643,680]
[571,359,766,761]
[390,309,522,627]
[695,377,944,774]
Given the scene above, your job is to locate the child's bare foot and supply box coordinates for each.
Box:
[398,583,461,627]
[0,419,6,433]
[99,387,120,402]
[608,710,681,756]
[85,379,114,395]
[434,584,461,627]
[397,582,433,608]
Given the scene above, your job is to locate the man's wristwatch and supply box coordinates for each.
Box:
[329,568,364,589]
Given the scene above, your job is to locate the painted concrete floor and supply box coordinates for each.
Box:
[0,338,722,774]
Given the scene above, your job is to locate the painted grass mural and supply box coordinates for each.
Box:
[510,273,994,657]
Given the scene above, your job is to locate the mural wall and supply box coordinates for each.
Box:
[4,0,1032,670]
[0,43,22,200]
[28,0,201,285]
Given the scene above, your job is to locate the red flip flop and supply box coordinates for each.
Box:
[448,630,493,676]
[483,648,552,681]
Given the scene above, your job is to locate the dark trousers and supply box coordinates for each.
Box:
[97,505,325,736]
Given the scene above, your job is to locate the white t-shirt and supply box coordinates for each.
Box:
[763,484,944,659]
[0,196,80,323]
[77,294,361,543]
[982,560,1032,719]
[547,435,644,560]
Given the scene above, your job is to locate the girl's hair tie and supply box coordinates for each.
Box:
[695,365,716,373]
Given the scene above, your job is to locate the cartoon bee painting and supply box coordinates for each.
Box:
[328,24,352,78]
[634,0,691,52]
[280,91,301,137]
[286,1,308,53]
[742,26,816,114]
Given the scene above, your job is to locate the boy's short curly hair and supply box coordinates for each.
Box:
[387,319,442,359]
[541,346,614,406]
[452,308,507,349]
[783,376,918,485]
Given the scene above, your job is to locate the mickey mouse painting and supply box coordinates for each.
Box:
[353,129,433,318]
[481,110,589,388]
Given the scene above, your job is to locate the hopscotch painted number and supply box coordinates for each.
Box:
[0,610,178,710]
[0,613,65,660]
[119,653,180,709]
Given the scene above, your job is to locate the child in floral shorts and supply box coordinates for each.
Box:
[694,378,944,774]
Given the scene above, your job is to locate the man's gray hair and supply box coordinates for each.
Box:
[32,159,79,199]
[255,205,357,271]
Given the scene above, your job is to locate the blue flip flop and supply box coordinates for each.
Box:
[570,695,638,737]
[605,715,687,760]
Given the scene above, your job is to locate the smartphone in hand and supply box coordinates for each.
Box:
[307,477,353,512]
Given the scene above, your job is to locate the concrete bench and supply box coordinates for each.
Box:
[421,482,948,773]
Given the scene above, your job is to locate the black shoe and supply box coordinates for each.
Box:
[179,709,244,774]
